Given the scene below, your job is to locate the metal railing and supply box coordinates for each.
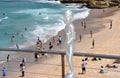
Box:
[0,48,120,78]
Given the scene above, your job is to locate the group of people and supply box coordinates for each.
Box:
[80,57,118,75]
[36,35,62,51]
[2,55,26,77]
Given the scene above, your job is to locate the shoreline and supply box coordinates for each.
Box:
[0,7,120,78]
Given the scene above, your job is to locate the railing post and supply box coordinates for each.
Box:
[61,54,65,78]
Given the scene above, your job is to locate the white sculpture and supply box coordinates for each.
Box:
[64,10,76,78]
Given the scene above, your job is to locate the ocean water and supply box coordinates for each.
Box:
[0,1,90,49]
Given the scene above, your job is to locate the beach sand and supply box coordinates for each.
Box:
[0,7,120,78]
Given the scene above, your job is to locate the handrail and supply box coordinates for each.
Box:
[0,48,120,59]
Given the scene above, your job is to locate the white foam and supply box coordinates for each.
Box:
[31,0,60,4]
[14,9,42,16]
[43,16,49,20]
[14,8,57,16]
[30,19,65,43]
[73,8,90,20]
[0,16,8,22]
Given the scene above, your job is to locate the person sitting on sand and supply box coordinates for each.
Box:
[100,66,106,74]
[92,57,101,61]
[106,64,118,68]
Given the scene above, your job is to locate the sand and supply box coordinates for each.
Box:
[0,7,120,78]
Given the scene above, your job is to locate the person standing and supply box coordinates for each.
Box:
[79,35,82,42]
[7,54,10,62]
[16,44,19,49]
[81,59,87,74]
[21,65,25,77]
[49,42,53,50]
[92,39,95,49]
[109,20,112,29]
[22,58,26,66]
[2,67,7,77]
[57,36,62,48]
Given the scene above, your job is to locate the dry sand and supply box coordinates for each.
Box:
[0,7,120,78]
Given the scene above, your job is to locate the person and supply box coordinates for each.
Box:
[92,39,95,48]
[16,44,19,49]
[39,12,41,15]
[79,35,82,42]
[92,57,101,61]
[36,37,42,49]
[109,20,112,29]
[90,30,93,38]
[100,66,106,74]
[7,54,10,62]
[16,32,19,35]
[21,65,25,77]
[81,59,87,74]
[25,28,27,31]
[2,67,7,77]
[106,64,118,68]
[3,13,5,16]
[22,58,26,66]
[85,57,88,61]
[49,42,53,50]
[57,36,62,48]
[20,62,23,71]
[34,53,40,63]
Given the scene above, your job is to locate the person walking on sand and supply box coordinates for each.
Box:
[92,39,95,49]
[81,59,87,74]
[79,35,82,42]
[57,36,62,48]
[90,30,93,38]
[109,20,112,29]
[21,65,25,77]
[49,42,53,50]
[2,67,7,77]
[7,54,10,62]
[22,58,26,66]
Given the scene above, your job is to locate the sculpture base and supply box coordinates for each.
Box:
[65,70,74,78]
